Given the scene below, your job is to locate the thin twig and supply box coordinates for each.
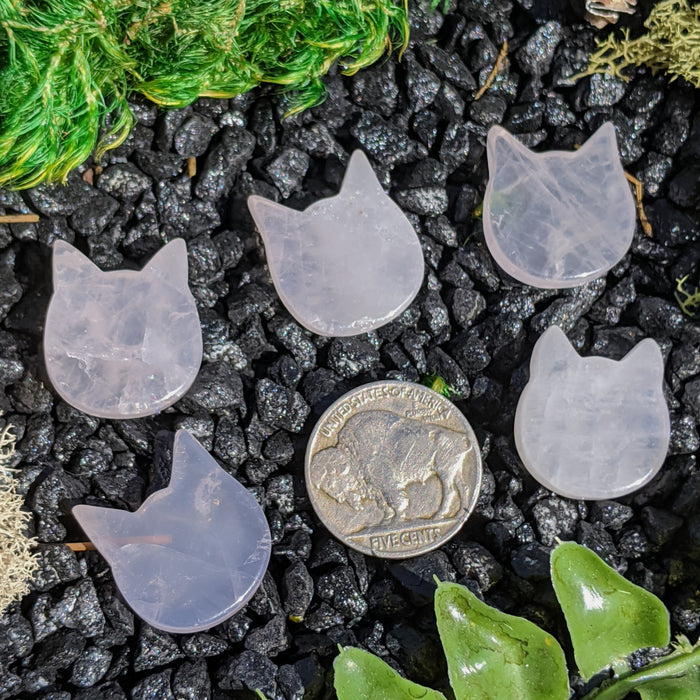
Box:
[474,40,508,100]
[65,542,96,552]
[64,534,173,551]
[0,213,39,224]
[624,172,652,237]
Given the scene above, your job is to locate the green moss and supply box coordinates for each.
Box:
[0,0,135,189]
[577,0,700,87]
[0,0,409,189]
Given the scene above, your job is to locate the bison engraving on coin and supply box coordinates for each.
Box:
[306,381,482,558]
[313,411,471,529]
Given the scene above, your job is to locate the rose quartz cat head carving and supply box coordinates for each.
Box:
[484,123,636,289]
[515,326,670,499]
[44,239,202,418]
[73,430,271,633]
[247,150,424,337]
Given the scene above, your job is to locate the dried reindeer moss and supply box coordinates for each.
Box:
[676,275,700,317]
[0,422,37,614]
[579,0,700,87]
[0,0,409,189]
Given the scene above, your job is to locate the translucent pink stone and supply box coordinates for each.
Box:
[248,150,424,336]
[73,430,271,633]
[484,123,636,289]
[515,326,670,500]
[44,239,202,418]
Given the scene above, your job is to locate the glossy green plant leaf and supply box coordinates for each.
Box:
[636,637,700,700]
[639,675,700,700]
[434,581,569,700]
[551,541,671,680]
[334,646,448,700]
[581,638,700,700]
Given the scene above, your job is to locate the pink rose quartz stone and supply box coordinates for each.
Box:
[248,150,424,337]
[44,239,202,419]
[515,326,670,500]
[484,123,636,289]
[73,430,271,633]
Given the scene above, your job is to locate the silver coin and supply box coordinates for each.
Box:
[305,380,482,559]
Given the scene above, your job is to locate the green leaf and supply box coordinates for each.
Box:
[333,646,447,700]
[638,673,700,700]
[551,541,671,680]
[580,638,700,700]
[637,638,700,700]
[434,581,569,700]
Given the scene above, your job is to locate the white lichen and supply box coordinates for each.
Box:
[0,420,38,613]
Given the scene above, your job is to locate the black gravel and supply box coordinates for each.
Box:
[0,1,698,698]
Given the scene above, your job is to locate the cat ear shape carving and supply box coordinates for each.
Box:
[247,150,424,336]
[484,123,636,289]
[143,237,190,281]
[72,430,272,633]
[514,326,670,500]
[44,239,202,419]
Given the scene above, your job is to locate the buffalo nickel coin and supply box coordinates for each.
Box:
[305,381,482,559]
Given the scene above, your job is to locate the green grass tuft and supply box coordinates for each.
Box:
[0,0,409,189]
